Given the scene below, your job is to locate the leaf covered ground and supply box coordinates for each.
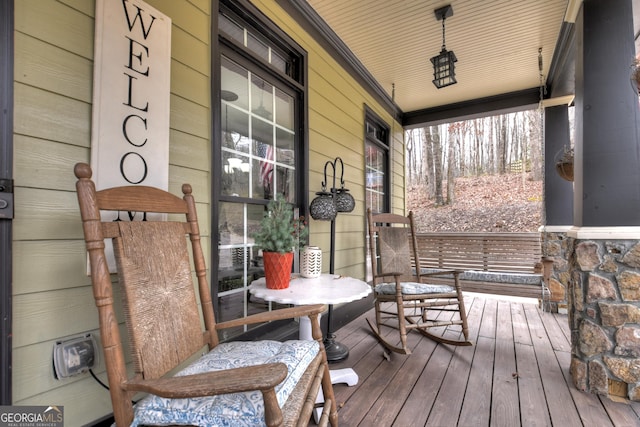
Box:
[408,173,543,233]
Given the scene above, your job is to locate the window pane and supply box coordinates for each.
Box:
[271,50,287,74]
[217,202,272,340]
[221,57,249,111]
[252,143,274,200]
[219,13,244,45]
[365,139,388,213]
[222,151,250,197]
[222,105,249,152]
[247,32,269,63]
[276,128,295,163]
[276,165,295,202]
[251,75,273,120]
[275,88,294,129]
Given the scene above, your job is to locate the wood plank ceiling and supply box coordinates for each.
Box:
[305,0,571,116]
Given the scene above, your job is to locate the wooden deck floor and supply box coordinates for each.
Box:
[326,294,640,427]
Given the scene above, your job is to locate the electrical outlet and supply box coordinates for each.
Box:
[53,334,97,379]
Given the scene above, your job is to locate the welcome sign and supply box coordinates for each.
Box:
[90,0,171,271]
[91,0,171,193]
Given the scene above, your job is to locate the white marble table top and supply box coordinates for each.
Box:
[249,273,371,305]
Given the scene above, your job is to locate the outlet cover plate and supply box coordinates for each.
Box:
[53,334,97,379]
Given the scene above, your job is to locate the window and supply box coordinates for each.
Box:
[215,3,306,340]
[365,111,390,213]
[364,110,390,282]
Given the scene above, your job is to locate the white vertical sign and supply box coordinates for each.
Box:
[90,0,171,272]
[91,0,171,193]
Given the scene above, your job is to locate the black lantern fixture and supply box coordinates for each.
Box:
[430,5,457,89]
[308,157,355,362]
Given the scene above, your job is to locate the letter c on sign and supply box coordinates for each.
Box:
[120,152,148,184]
[122,114,148,147]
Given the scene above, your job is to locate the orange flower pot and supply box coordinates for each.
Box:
[262,251,293,289]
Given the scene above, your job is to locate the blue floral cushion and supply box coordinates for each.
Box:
[375,281,455,295]
[131,340,319,427]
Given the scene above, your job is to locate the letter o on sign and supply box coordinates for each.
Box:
[120,152,148,184]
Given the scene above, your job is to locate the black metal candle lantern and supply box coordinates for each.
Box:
[309,190,337,221]
[310,157,355,219]
[335,188,355,213]
[308,157,355,361]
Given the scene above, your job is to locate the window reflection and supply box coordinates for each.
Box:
[218,54,299,339]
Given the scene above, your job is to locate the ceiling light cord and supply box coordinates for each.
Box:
[538,47,547,105]
[441,15,447,50]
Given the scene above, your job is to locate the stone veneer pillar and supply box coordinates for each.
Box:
[541,98,573,314]
[541,230,571,314]
[565,0,640,401]
[569,237,640,400]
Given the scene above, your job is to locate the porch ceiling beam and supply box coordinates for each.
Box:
[402,87,541,128]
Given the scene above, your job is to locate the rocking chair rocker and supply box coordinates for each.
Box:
[367,209,472,354]
[74,163,337,426]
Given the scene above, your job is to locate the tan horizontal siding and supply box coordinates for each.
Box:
[12,1,211,424]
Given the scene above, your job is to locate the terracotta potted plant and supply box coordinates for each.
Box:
[253,195,308,289]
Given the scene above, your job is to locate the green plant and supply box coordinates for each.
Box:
[253,195,308,253]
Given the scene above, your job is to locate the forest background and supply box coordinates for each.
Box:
[405,109,553,233]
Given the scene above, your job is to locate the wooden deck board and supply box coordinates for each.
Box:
[556,350,615,427]
[524,304,582,425]
[424,299,484,426]
[392,341,457,426]
[490,301,520,426]
[458,335,494,426]
[515,342,551,426]
[511,302,532,346]
[327,294,640,426]
[538,308,571,352]
[599,396,640,427]
[359,336,437,426]
[491,336,520,426]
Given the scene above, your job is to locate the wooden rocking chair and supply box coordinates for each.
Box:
[74,163,337,427]
[367,209,472,355]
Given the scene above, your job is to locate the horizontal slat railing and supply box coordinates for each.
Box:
[415,232,543,275]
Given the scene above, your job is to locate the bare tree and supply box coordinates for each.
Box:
[406,129,415,183]
[528,109,543,181]
[425,126,444,204]
[498,114,508,174]
[472,119,483,175]
[422,128,435,197]
[446,125,456,204]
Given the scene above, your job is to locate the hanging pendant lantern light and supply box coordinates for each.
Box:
[430,5,457,89]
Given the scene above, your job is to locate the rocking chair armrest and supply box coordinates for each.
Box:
[216,304,326,330]
[124,363,288,398]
